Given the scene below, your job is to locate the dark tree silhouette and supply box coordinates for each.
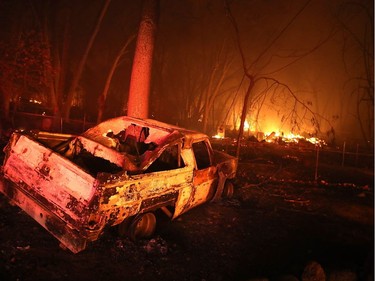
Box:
[97,34,135,123]
[336,1,374,147]
[62,0,111,119]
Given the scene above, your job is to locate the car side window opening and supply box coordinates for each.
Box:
[145,144,185,173]
[192,140,211,170]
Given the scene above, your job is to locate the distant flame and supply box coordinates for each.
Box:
[29,99,42,104]
[213,126,225,139]
[213,119,326,146]
[212,134,223,139]
[244,120,250,131]
[264,131,326,146]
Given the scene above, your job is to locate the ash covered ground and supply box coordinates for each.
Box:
[0,141,373,281]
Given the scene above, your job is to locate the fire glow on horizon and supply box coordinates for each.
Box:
[213,119,327,147]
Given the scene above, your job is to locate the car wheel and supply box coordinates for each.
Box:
[129,212,156,240]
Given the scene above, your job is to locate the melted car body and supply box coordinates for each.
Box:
[0,116,237,253]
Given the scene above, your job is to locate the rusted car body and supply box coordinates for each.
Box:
[0,116,237,253]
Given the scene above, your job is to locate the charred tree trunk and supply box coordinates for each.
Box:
[236,79,254,158]
[126,0,159,119]
[62,0,110,120]
[97,35,135,123]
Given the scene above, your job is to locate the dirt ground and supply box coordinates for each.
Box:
[0,142,373,281]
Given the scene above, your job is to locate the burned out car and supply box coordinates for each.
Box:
[0,116,237,253]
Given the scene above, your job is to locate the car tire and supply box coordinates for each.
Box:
[129,212,157,240]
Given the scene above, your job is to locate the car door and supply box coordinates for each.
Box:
[173,138,220,218]
[188,139,218,208]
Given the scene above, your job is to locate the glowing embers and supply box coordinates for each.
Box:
[264,131,327,146]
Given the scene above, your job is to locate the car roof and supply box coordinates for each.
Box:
[82,116,209,148]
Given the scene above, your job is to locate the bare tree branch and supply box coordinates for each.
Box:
[249,0,312,74]
[255,76,334,133]
[263,28,337,76]
[63,0,111,119]
[97,34,136,123]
